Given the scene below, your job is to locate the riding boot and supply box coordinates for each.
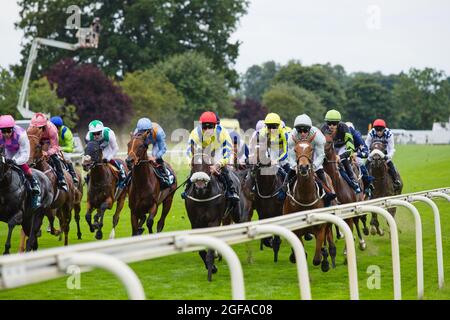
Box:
[26,173,41,208]
[50,155,68,192]
[156,158,170,188]
[113,160,127,189]
[220,168,240,202]
[387,160,401,190]
[67,162,79,185]
[341,157,361,193]
[360,164,374,196]
[181,179,192,200]
[316,168,337,206]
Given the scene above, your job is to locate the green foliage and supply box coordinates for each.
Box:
[121,69,185,133]
[15,0,249,87]
[262,82,326,127]
[0,68,21,117]
[274,61,346,111]
[344,74,395,132]
[154,52,233,127]
[241,61,280,101]
[393,68,450,129]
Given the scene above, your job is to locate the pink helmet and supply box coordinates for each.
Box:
[0,115,15,129]
[31,113,48,127]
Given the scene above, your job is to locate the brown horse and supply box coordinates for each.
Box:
[125,132,177,235]
[185,146,245,281]
[82,141,128,240]
[283,138,335,272]
[323,134,368,253]
[367,141,403,235]
[27,127,81,246]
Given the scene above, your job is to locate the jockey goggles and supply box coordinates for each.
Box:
[1,128,13,134]
[327,121,339,127]
[201,123,216,130]
[295,126,310,134]
[266,124,279,130]
[374,126,385,132]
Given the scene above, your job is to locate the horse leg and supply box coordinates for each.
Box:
[74,203,82,240]
[62,206,72,246]
[46,209,60,236]
[137,215,146,235]
[85,205,96,233]
[130,211,139,236]
[157,195,174,232]
[4,212,22,255]
[361,214,369,236]
[110,195,126,239]
[313,227,325,267]
[95,201,110,240]
[354,218,367,251]
[146,203,157,234]
[206,249,217,281]
[327,226,337,269]
[335,225,342,240]
[272,236,281,263]
[19,228,26,253]
[320,226,330,272]
[289,229,304,263]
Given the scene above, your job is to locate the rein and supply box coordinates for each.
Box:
[286,180,325,207]
[253,164,287,199]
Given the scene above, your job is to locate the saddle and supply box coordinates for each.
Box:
[151,161,175,189]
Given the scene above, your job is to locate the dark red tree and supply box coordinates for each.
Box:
[46,58,132,130]
[234,98,268,130]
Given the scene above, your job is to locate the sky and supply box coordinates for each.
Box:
[1,0,450,76]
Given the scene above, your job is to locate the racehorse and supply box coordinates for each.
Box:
[242,135,286,262]
[27,126,81,246]
[184,145,245,281]
[323,134,368,253]
[367,141,403,235]
[0,148,53,253]
[126,132,177,235]
[283,138,335,272]
[82,141,128,240]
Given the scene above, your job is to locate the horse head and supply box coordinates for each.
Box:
[27,126,44,167]
[82,141,103,172]
[369,142,386,168]
[190,144,216,196]
[126,131,149,170]
[294,137,314,177]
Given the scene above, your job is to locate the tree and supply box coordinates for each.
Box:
[234,98,268,130]
[0,68,21,117]
[15,0,249,87]
[392,68,450,129]
[344,74,395,132]
[121,69,185,133]
[262,83,326,127]
[154,52,233,126]
[241,61,280,101]
[46,58,132,130]
[274,61,346,111]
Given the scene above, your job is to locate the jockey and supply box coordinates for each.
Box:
[0,115,41,207]
[320,110,361,193]
[182,111,239,202]
[345,122,374,196]
[288,114,337,205]
[258,113,290,177]
[132,117,171,188]
[365,119,401,190]
[85,120,126,189]
[50,116,79,184]
[30,113,68,192]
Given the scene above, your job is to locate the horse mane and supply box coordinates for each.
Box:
[85,140,101,155]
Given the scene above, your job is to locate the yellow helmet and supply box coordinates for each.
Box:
[264,113,281,125]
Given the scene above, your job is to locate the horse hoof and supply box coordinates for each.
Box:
[321,261,330,272]
[95,231,103,240]
[289,253,296,264]
[378,229,385,237]
[212,265,218,274]
[343,258,348,265]
[137,228,144,235]
[370,226,377,235]
[89,226,95,233]
[359,241,367,251]
[312,259,321,266]
[363,228,369,236]
[77,234,82,240]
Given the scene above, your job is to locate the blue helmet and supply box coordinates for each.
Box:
[50,116,63,127]
[136,118,152,131]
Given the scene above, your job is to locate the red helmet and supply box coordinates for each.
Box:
[373,119,386,128]
[199,111,217,124]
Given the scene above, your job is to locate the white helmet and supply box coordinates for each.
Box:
[345,122,354,130]
[88,120,104,133]
[294,114,312,128]
[255,120,265,131]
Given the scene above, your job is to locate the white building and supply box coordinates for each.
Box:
[392,117,450,144]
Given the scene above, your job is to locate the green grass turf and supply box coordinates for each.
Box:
[0,144,449,300]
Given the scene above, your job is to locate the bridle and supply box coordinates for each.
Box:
[128,134,150,167]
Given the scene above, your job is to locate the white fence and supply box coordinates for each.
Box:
[0,187,449,300]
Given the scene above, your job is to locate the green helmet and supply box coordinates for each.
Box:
[324,110,342,122]
[88,120,104,133]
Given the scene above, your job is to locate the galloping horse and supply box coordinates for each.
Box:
[0,148,53,253]
[283,138,336,272]
[242,136,286,262]
[27,126,81,246]
[82,141,128,240]
[367,141,403,235]
[185,147,245,281]
[126,132,177,235]
[323,133,368,252]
